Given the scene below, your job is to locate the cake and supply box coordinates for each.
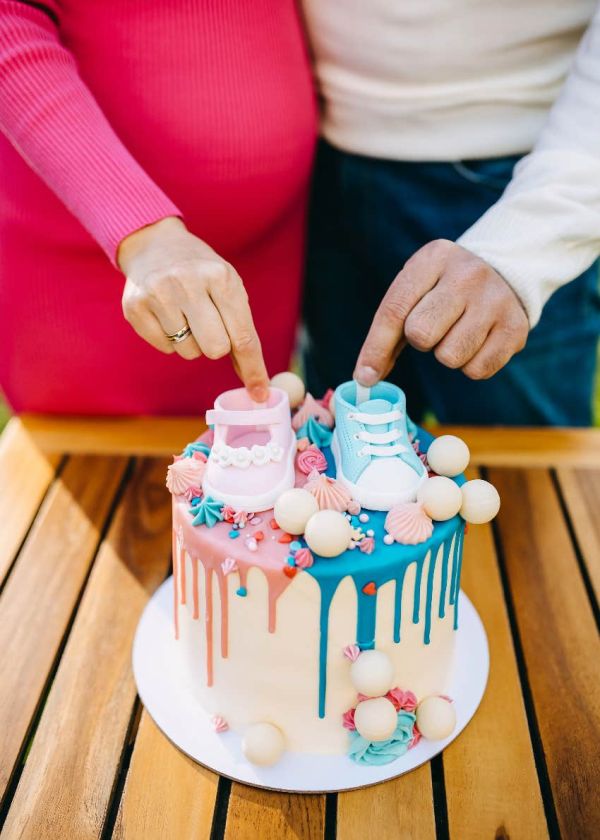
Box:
[166,374,500,768]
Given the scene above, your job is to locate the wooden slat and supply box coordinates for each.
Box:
[0,418,61,584]
[433,426,600,468]
[337,763,436,840]
[0,454,127,804]
[224,785,325,839]
[19,414,205,457]
[114,711,219,840]
[491,468,600,839]
[443,470,547,839]
[556,468,600,604]
[1,458,171,840]
[18,414,600,466]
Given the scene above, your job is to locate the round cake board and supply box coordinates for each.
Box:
[133,577,489,793]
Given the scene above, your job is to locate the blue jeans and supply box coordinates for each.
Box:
[304,141,600,426]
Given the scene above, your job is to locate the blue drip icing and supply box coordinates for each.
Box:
[308,430,466,718]
[393,567,408,643]
[438,538,452,619]
[423,546,438,645]
[412,556,424,624]
[453,526,465,630]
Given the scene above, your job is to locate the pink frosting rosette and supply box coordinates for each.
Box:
[384,502,433,545]
[166,456,206,495]
[342,708,356,731]
[304,470,352,512]
[292,392,334,430]
[296,444,328,476]
[386,687,418,712]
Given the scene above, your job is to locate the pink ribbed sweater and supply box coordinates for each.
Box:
[0,1,316,414]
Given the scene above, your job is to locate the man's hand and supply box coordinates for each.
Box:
[118,217,269,402]
[354,240,529,385]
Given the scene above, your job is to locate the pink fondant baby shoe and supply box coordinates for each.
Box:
[203,387,296,512]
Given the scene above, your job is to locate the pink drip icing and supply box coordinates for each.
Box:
[218,573,229,658]
[192,555,199,620]
[172,529,179,641]
[173,496,298,691]
[180,548,187,605]
[204,565,214,686]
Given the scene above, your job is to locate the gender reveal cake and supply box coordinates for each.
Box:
[166,374,500,768]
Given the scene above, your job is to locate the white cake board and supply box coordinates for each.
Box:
[133,577,489,793]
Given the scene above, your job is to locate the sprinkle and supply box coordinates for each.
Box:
[383,534,394,546]
[236,586,247,597]
[232,523,239,530]
[286,556,296,566]
[343,644,361,662]
[212,715,229,733]
[278,533,293,544]
[246,537,258,552]
[362,581,377,596]
[269,518,279,530]
[238,522,246,530]
[289,540,302,553]
[348,542,356,550]
[366,529,374,538]
[221,557,238,575]
[254,530,265,542]
[250,516,262,525]
[283,565,297,578]
[228,530,240,539]
[359,513,370,524]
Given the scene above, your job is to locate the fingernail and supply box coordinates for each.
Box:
[250,385,269,403]
[354,366,379,386]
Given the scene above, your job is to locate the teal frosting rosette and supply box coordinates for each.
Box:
[348,711,417,766]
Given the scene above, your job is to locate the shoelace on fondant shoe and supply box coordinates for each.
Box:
[348,406,409,458]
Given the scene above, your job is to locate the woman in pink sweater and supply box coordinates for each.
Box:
[0,1,316,414]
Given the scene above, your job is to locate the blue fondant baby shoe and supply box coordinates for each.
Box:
[331,381,427,511]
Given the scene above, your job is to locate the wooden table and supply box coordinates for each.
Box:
[1,415,599,840]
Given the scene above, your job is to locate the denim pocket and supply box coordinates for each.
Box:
[451,155,524,192]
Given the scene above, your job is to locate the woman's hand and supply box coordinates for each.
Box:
[354,240,529,385]
[118,217,270,401]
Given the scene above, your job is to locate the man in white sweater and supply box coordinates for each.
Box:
[302,0,600,424]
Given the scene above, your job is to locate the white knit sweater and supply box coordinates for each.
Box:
[303,0,600,326]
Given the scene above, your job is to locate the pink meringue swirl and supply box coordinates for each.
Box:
[384,502,433,545]
[221,557,238,575]
[359,536,375,555]
[294,548,314,569]
[292,392,334,430]
[342,708,356,731]
[296,445,328,476]
[166,457,206,495]
[304,471,352,512]
[212,715,229,733]
[386,687,418,712]
[343,644,361,662]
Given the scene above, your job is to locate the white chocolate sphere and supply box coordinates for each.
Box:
[242,722,285,766]
[460,479,500,524]
[304,509,352,557]
[417,476,462,521]
[426,435,470,477]
[270,371,305,409]
[350,649,394,697]
[273,488,319,535]
[416,696,456,741]
[354,697,398,742]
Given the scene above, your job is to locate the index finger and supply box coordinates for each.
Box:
[209,271,270,402]
[353,241,448,386]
